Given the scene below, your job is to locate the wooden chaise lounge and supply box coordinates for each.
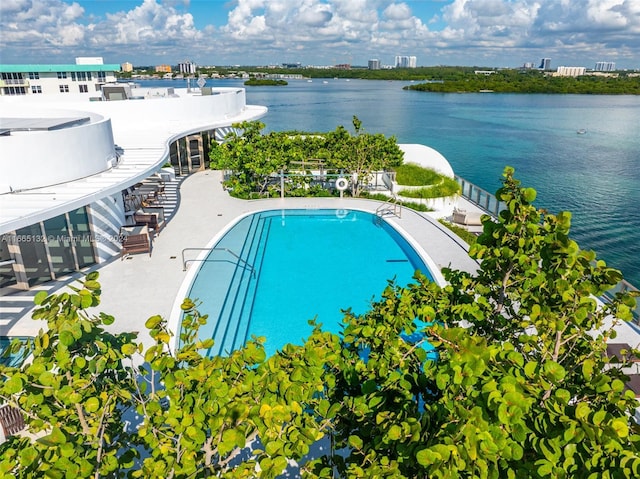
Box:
[133,207,166,237]
[120,225,151,259]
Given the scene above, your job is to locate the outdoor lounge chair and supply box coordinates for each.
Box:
[133,207,166,237]
[452,207,483,226]
[0,404,25,442]
[120,225,151,259]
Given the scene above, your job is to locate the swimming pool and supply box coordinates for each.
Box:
[179,209,437,357]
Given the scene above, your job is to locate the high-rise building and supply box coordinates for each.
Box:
[395,56,417,68]
[121,62,133,73]
[178,60,197,75]
[595,62,616,72]
[555,66,586,77]
[368,59,380,70]
[155,65,172,73]
[539,58,551,70]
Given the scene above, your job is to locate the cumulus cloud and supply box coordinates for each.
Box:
[0,0,638,68]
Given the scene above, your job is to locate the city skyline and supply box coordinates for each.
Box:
[0,0,638,70]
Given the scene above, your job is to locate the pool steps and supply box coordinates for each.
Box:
[205,213,270,356]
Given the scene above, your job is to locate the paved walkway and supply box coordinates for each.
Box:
[0,171,479,349]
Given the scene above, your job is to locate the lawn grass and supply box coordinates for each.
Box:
[394,164,442,186]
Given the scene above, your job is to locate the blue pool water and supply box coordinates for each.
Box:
[185,209,433,357]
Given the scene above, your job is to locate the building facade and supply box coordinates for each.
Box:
[368,59,381,70]
[0,61,119,96]
[595,62,616,72]
[539,58,551,70]
[0,69,267,291]
[555,66,586,77]
[395,56,417,68]
[178,60,197,75]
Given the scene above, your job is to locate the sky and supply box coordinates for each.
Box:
[1,0,639,70]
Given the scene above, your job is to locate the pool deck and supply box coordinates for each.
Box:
[1,170,639,358]
[0,171,479,348]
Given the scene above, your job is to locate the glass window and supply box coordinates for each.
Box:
[71,72,76,81]
[28,72,39,80]
[68,207,96,268]
[0,235,17,289]
[79,84,88,93]
[31,85,42,94]
[59,84,69,93]
[57,72,67,79]
[97,71,106,81]
[15,224,51,287]
[43,216,76,277]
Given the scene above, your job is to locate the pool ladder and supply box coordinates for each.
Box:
[375,196,402,224]
[181,247,256,277]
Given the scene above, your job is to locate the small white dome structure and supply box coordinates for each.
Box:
[398,144,454,178]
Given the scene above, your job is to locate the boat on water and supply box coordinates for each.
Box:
[577,129,587,134]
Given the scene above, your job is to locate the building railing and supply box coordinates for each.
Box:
[455,175,640,325]
[455,175,505,216]
[0,79,29,86]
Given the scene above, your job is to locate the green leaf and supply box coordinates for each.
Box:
[348,435,363,450]
[85,397,100,413]
[416,448,441,466]
[19,447,38,467]
[34,290,48,305]
[610,418,628,438]
[387,424,402,441]
[145,315,163,329]
[38,426,67,446]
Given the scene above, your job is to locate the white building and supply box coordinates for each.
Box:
[395,56,417,68]
[595,62,616,72]
[178,60,197,75]
[0,64,267,291]
[0,59,119,96]
[368,59,381,70]
[555,66,586,77]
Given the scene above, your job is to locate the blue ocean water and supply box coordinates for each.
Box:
[138,78,640,285]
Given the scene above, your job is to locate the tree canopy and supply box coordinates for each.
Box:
[1,168,639,478]
[209,117,404,198]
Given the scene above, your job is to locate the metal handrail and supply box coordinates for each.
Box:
[376,195,402,219]
[182,247,255,276]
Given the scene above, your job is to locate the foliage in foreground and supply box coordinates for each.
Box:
[1,168,640,478]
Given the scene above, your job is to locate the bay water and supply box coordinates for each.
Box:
[139,78,640,285]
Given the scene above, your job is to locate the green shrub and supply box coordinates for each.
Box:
[393,164,441,186]
[398,177,460,198]
[439,219,478,245]
[360,192,433,212]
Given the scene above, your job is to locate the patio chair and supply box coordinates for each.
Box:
[120,225,151,259]
[452,207,483,226]
[133,207,166,237]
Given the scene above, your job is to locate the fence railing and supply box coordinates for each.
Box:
[455,175,505,216]
[455,175,639,325]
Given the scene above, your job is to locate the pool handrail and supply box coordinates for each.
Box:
[181,247,256,277]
